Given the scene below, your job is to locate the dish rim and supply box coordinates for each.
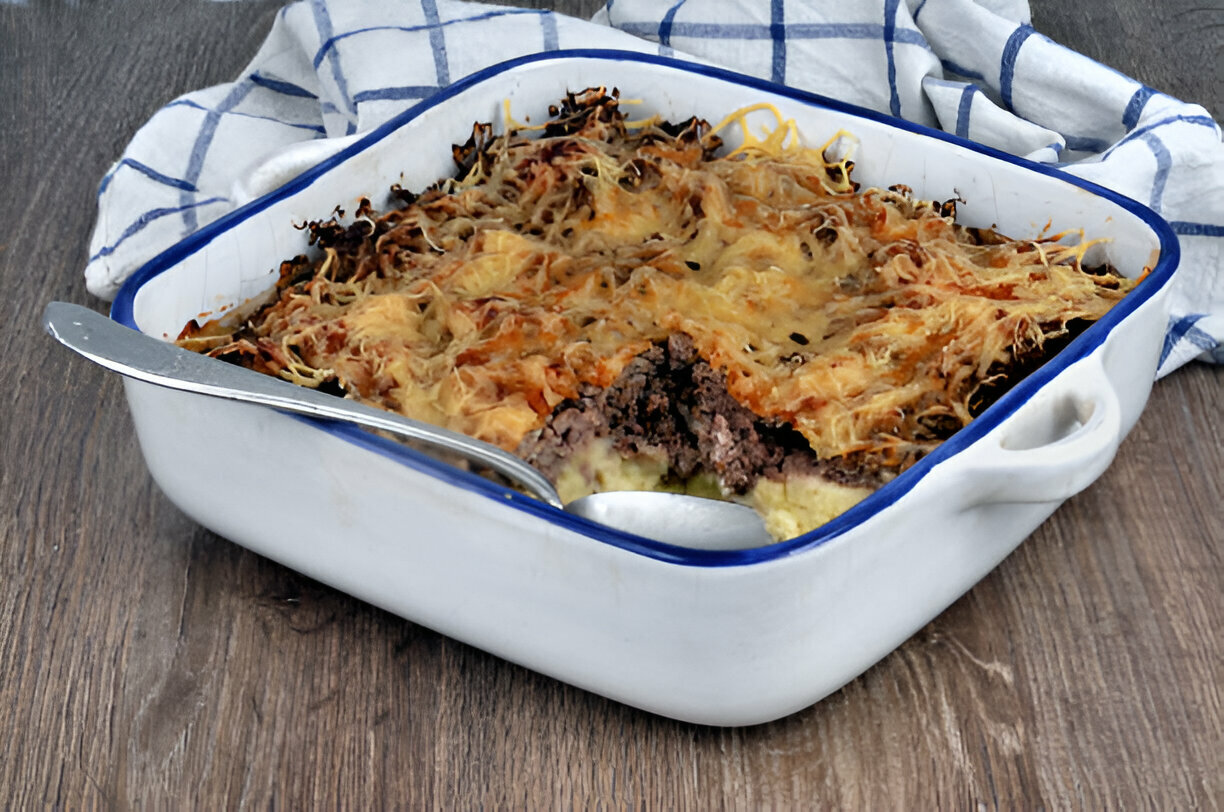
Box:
[110,48,1180,567]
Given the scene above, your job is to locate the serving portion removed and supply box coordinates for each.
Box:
[176,88,1138,540]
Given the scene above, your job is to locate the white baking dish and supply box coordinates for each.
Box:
[108,50,1178,726]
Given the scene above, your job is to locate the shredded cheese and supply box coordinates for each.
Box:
[180,88,1138,480]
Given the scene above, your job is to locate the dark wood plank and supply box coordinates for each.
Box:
[1,0,1219,807]
[1033,0,1223,119]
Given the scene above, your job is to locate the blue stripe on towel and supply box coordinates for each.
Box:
[1169,221,1224,237]
[658,0,688,47]
[999,24,1036,111]
[178,80,253,231]
[616,20,928,49]
[770,0,786,84]
[1160,314,1217,365]
[167,99,327,135]
[955,84,976,138]
[249,72,318,99]
[883,0,901,116]
[312,10,544,69]
[90,197,227,261]
[1141,132,1172,212]
[98,159,197,197]
[541,11,558,50]
[1123,85,1154,129]
[309,0,355,133]
[1184,324,1219,352]
[352,86,442,104]
[422,0,451,87]
[790,22,928,47]
[1103,114,1218,159]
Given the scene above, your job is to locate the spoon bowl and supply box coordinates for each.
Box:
[566,490,772,551]
[43,302,774,550]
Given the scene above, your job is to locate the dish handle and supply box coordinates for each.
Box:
[957,355,1123,506]
[231,134,364,206]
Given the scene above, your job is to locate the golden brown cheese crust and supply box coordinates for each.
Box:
[180,88,1136,477]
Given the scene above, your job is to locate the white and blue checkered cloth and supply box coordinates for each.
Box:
[85,0,1224,374]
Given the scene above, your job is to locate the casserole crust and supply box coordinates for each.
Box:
[179,88,1136,538]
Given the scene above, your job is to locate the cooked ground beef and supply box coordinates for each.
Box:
[516,334,887,494]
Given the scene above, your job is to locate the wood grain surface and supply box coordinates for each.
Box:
[2,0,1220,807]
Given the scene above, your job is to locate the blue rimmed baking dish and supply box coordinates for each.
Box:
[108,50,1177,725]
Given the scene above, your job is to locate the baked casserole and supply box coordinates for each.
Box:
[178,88,1137,539]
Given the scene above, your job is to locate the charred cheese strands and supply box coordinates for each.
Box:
[181,88,1136,503]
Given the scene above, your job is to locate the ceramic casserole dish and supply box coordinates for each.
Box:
[109,50,1178,726]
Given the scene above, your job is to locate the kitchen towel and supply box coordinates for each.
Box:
[84,0,1224,374]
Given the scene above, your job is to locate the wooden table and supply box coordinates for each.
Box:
[3,1,1220,806]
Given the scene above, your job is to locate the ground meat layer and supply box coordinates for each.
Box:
[516,334,885,495]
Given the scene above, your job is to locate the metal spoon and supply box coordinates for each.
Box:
[43,302,773,551]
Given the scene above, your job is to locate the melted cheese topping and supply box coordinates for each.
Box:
[182,90,1136,478]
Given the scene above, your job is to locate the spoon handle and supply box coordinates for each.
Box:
[42,302,563,508]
